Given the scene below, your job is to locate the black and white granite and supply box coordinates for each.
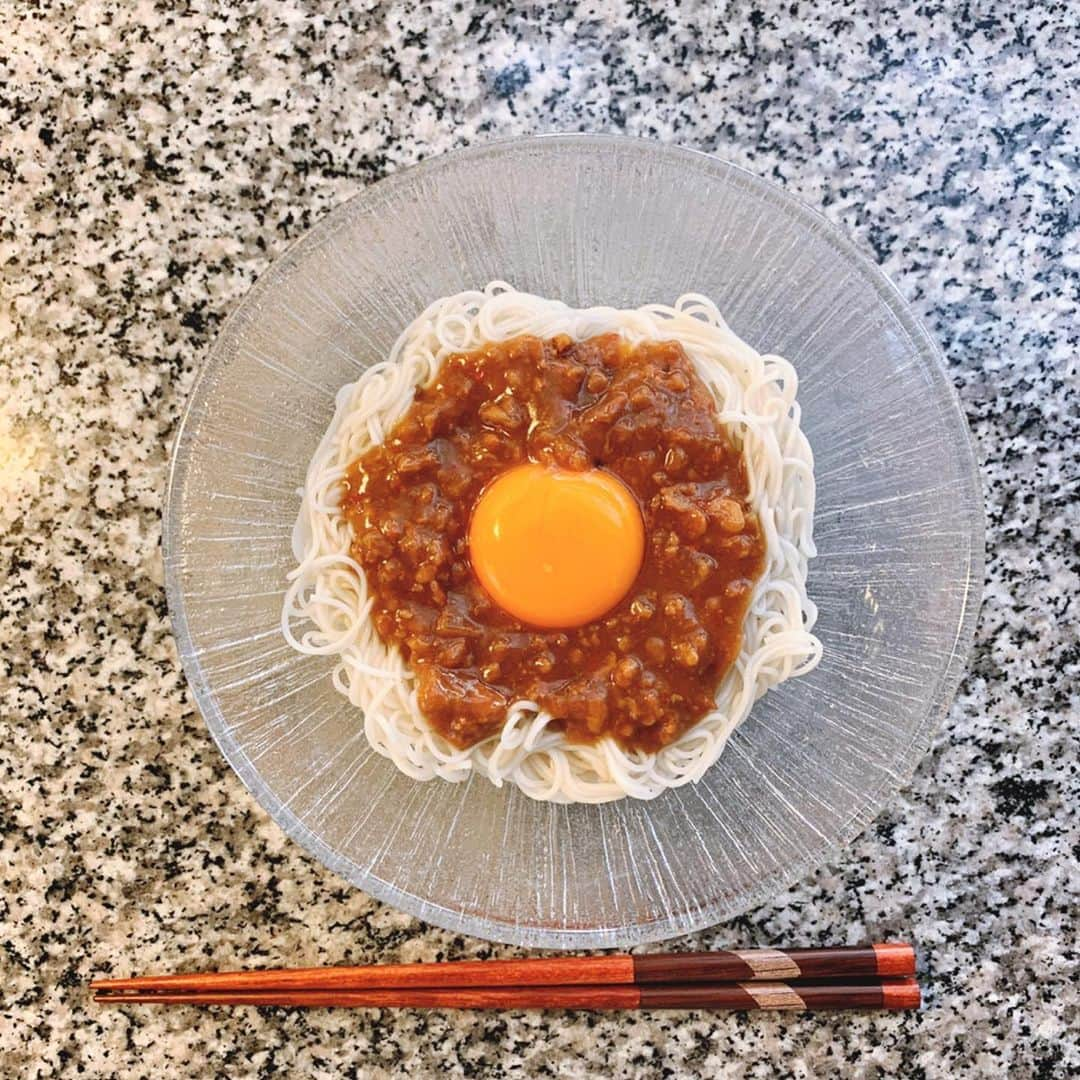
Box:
[1,2,1077,1076]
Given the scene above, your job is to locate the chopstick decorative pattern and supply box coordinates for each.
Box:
[91,944,920,1013]
[633,943,913,983]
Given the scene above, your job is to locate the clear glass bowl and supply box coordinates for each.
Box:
[164,135,983,948]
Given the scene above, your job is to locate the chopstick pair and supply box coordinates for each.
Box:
[92,943,920,1012]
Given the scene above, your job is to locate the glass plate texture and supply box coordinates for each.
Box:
[164,136,983,948]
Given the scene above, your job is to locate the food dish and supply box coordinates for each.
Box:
[164,137,983,947]
[283,285,820,802]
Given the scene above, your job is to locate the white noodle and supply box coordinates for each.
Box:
[283,284,821,803]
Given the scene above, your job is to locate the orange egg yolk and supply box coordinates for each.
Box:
[467,463,645,629]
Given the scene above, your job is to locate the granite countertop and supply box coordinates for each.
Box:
[2,2,1077,1077]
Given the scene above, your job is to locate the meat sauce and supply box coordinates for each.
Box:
[342,333,765,753]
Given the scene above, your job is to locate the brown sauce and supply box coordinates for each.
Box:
[342,333,765,752]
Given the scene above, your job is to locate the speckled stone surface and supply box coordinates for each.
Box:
[2,2,1077,1077]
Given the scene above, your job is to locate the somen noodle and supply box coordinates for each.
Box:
[283,284,821,803]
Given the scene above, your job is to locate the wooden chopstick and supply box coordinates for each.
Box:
[93,977,921,1011]
[90,943,913,995]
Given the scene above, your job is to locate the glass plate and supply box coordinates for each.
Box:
[164,135,983,948]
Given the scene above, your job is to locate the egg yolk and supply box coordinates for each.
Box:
[468,463,645,629]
